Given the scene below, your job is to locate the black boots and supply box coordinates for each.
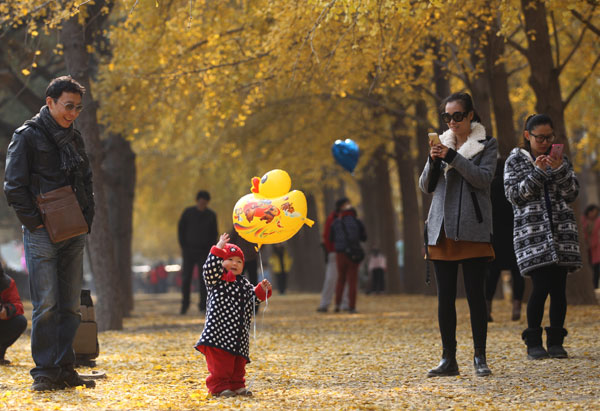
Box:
[427,349,459,377]
[522,327,549,359]
[473,348,492,377]
[545,327,568,358]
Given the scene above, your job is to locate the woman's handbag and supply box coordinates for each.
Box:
[36,185,88,243]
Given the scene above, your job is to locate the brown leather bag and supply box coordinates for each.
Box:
[36,185,88,243]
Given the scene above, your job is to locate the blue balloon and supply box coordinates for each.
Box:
[331,139,360,173]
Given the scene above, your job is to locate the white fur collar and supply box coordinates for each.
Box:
[518,148,536,164]
[440,122,487,172]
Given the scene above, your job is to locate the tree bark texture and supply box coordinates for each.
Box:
[392,127,428,294]
[288,193,324,292]
[520,0,596,304]
[103,135,136,316]
[61,15,123,330]
[484,27,517,158]
[358,146,402,293]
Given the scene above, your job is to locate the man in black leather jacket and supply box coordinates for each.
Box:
[3,76,95,392]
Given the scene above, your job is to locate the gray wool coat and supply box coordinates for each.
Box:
[419,123,498,246]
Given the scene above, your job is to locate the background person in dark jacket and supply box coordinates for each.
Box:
[0,267,27,365]
[3,76,96,391]
[330,198,366,314]
[485,158,524,322]
[178,190,218,314]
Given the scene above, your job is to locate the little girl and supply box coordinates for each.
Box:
[195,233,272,397]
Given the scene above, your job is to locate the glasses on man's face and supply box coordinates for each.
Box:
[529,132,555,143]
[55,100,84,113]
[441,111,468,123]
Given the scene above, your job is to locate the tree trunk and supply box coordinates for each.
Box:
[103,135,136,316]
[433,40,451,132]
[287,193,324,292]
[61,15,123,330]
[469,37,493,132]
[520,0,596,304]
[392,126,427,293]
[485,26,517,158]
[358,146,401,293]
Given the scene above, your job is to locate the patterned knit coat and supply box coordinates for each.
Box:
[194,246,270,362]
[503,148,582,275]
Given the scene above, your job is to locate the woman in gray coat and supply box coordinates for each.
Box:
[419,92,497,378]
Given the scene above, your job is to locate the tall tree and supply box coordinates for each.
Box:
[61,6,123,330]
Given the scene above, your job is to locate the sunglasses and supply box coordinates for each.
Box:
[529,132,555,143]
[55,100,84,113]
[441,111,469,123]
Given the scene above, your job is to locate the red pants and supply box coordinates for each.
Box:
[201,346,247,394]
[335,253,358,309]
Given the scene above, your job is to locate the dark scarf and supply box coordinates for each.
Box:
[26,105,83,173]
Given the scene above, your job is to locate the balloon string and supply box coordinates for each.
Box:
[258,249,268,309]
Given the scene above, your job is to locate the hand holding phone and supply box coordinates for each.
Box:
[428,132,441,146]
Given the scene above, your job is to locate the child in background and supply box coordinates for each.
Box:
[195,233,272,397]
[368,248,386,294]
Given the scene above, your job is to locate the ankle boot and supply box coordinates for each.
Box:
[486,300,493,322]
[545,327,568,358]
[427,349,459,377]
[522,327,549,360]
[473,348,492,377]
[511,300,521,321]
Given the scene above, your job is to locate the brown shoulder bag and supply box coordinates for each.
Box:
[36,185,88,243]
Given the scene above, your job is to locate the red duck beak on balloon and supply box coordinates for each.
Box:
[233,169,314,248]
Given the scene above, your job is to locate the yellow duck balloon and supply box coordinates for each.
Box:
[233,169,314,248]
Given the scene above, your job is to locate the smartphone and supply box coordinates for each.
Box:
[428,132,441,145]
[550,143,564,159]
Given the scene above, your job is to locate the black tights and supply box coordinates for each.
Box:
[527,265,568,329]
[433,259,488,352]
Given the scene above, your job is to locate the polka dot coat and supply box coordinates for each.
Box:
[194,246,269,362]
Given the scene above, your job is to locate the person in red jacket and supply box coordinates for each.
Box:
[0,268,27,365]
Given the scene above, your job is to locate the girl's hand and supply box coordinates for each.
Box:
[217,233,230,249]
[534,155,548,170]
[260,279,272,293]
[548,154,563,169]
[429,142,449,159]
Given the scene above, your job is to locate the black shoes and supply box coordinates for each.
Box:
[60,366,96,388]
[546,327,568,358]
[473,349,492,377]
[427,350,459,377]
[32,376,65,392]
[522,327,549,359]
[316,307,327,313]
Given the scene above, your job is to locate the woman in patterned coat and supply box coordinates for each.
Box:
[504,114,581,360]
[195,233,272,397]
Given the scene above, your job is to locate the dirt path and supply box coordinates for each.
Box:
[1,292,598,410]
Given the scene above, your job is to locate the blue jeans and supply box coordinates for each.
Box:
[23,226,85,380]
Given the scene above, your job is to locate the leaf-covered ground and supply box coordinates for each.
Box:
[1,292,599,410]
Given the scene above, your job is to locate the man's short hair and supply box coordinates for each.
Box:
[46,76,86,99]
[196,190,211,201]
